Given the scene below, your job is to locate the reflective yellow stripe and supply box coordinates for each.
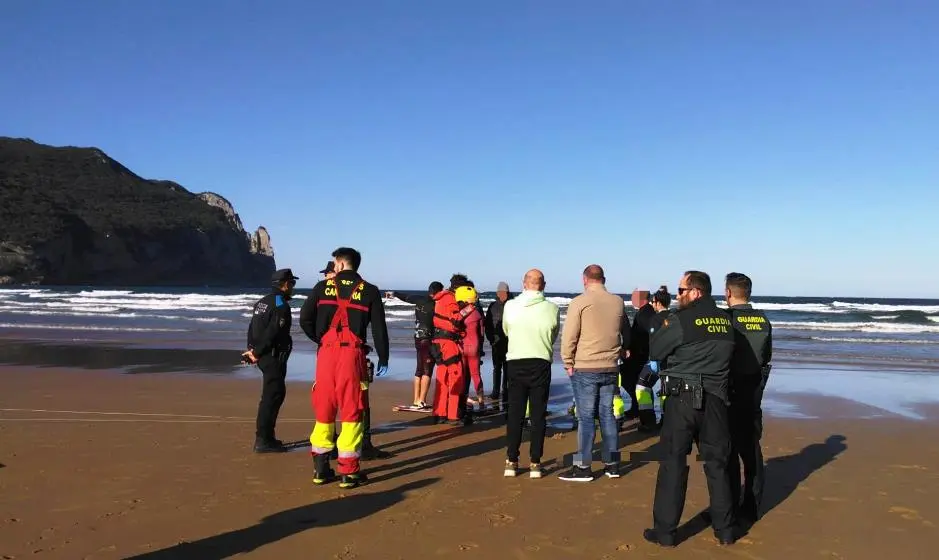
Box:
[310,421,336,453]
[613,394,625,419]
[636,386,654,410]
[337,421,364,458]
[568,394,627,418]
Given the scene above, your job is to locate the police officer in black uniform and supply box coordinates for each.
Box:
[243,268,298,453]
[643,271,736,547]
[724,272,773,524]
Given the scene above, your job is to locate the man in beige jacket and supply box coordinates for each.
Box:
[559,264,631,481]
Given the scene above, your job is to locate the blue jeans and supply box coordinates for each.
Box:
[570,371,619,466]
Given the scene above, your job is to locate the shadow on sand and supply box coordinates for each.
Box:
[760,434,847,516]
[124,478,438,560]
[675,434,848,545]
[366,418,510,483]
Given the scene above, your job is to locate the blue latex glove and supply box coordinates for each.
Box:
[375,364,388,378]
[648,360,659,374]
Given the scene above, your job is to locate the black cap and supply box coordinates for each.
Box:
[272,268,300,283]
[319,261,335,274]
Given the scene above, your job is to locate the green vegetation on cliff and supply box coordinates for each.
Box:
[0,137,274,286]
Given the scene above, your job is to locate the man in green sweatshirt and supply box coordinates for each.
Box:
[501,268,560,479]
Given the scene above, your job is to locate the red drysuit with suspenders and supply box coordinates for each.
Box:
[309,280,368,475]
[430,289,468,421]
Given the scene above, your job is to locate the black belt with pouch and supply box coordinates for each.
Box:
[663,375,704,410]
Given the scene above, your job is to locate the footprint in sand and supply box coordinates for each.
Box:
[888,506,934,527]
[488,513,516,527]
[458,543,480,551]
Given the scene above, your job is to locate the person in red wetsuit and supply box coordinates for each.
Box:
[455,284,485,407]
[430,274,474,424]
[299,247,389,489]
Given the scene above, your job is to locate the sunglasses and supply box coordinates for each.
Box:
[677,287,695,295]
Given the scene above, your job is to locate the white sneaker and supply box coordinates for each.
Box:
[504,460,518,477]
[529,463,543,479]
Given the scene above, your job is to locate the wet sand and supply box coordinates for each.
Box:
[2,367,938,559]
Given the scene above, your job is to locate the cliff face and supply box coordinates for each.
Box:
[0,137,276,286]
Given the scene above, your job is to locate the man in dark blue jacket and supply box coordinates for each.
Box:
[243,268,298,453]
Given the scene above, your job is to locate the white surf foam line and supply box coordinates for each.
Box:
[775,321,939,334]
[831,301,939,314]
[0,407,310,421]
[811,336,937,345]
[0,323,189,332]
[0,309,229,322]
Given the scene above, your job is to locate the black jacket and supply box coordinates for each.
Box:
[485,298,509,347]
[299,270,390,367]
[650,296,736,403]
[247,291,293,357]
[392,291,435,340]
[727,303,773,403]
[625,303,657,372]
[651,309,670,331]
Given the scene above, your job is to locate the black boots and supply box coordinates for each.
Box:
[312,454,336,485]
[253,437,287,454]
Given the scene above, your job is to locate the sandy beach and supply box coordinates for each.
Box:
[1,366,938,560]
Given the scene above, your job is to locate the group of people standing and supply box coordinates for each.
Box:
[244,247,390,489]
[244,250,774,546]
[386,275,505,422]
[545,266,772,547]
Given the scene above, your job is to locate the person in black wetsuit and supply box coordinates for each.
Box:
[386,282,444,408]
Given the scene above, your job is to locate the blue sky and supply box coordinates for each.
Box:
[2,1,937,297]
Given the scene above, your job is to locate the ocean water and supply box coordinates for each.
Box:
[2,286,939,420]
[2,286,938,368]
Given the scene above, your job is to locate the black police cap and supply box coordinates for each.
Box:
[319,261,335,274]
[272,268,300,283]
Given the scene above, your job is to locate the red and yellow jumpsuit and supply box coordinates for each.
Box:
[309,281,368,475]
[430,289,467,420]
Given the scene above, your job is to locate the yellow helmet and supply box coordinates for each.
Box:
[454,285,478,304]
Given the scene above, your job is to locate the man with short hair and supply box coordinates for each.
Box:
[244,268,299,453]
[387,282,444,408]
[299,247,389,488]
[644,271,737,548]
[724,272,773,524]
[485,282,512,403]
[623,289,656,418]
[559,265,631,481]
[502,269,560,479]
